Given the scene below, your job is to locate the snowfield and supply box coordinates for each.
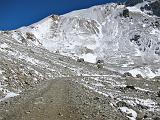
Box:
[6,1,160,79]
[0,0,160,119]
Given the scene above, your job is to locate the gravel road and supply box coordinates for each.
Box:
[0,77,127,120]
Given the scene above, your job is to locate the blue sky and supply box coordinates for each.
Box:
[0,0,125,30]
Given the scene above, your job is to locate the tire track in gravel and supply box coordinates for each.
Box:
[0,75,127,120]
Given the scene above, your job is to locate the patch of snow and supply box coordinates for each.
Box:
[80,53,97,63]
[81,83,110,97]
[135,99,158,112]
[32,18,52,40]
[24,57,39,64]
[128,67,159,78]
[0,70,3,74]
[150,29,159,35]
[4,92,19,99]
[122,64,128,67]
[119,107,137,120]
[86,44,97,50]
[127,6,143,13]
[92,83,104,87]
[135,87,153,92]
[0,91,19,102]
[135,49,142,56]
[11,32,20,40]
[125,97,159,112]
[83,74,120,77]
[128,69,143,77]
[130,22,133,25]
[0,43,9,49]
[142,24,146,27]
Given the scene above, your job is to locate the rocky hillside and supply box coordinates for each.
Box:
[0,1,160,120]
[1,1,160,75]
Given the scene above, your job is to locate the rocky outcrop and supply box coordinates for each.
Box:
[125,0,144,6]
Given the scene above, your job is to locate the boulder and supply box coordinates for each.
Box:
[97,64,103,69]
[96,60,104,64]
[26,32,36,41]
[122,72,133,77]
[157,91,160,97]
[116,101,128,107]
[126,85,135,90]
[77,58,84,63]
[123,9,129,18]
[136,74,143,78]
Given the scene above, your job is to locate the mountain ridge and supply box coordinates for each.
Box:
[0,1,160,119]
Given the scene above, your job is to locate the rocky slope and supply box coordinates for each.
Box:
[1,0,160,77]
[0,0,160,120]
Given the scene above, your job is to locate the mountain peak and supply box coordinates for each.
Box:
[1,2,160,119]
[1,2,160,67]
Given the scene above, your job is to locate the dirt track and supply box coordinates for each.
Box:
[0,79,77,120]
[0,77,127,120]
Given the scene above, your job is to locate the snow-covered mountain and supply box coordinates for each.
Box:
[1,1,160,119]
[1,0,160,77]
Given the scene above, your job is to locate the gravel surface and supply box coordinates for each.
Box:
[0,78,126,120]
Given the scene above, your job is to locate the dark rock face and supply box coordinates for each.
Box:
[130,35,140,42]
[130,35,141,46]
[116,101,128,107]
[157,91,160,97]
[96,60,104,64]
[154,21,160,28]
[140,1,160,17]
[97,64,103,69]
[77,58,84,62]
[150,1,160,17]
[26,32,36,41]
[150,21,160,28]
[144,4,152,11]
[96,60,104,69]
[136,74,143,78]
[126,0,160,17]
[123,9,130,18]
[125,0,143,6]
[155,46,160,55]
[122,72,133,77]
[126,85,135,90]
